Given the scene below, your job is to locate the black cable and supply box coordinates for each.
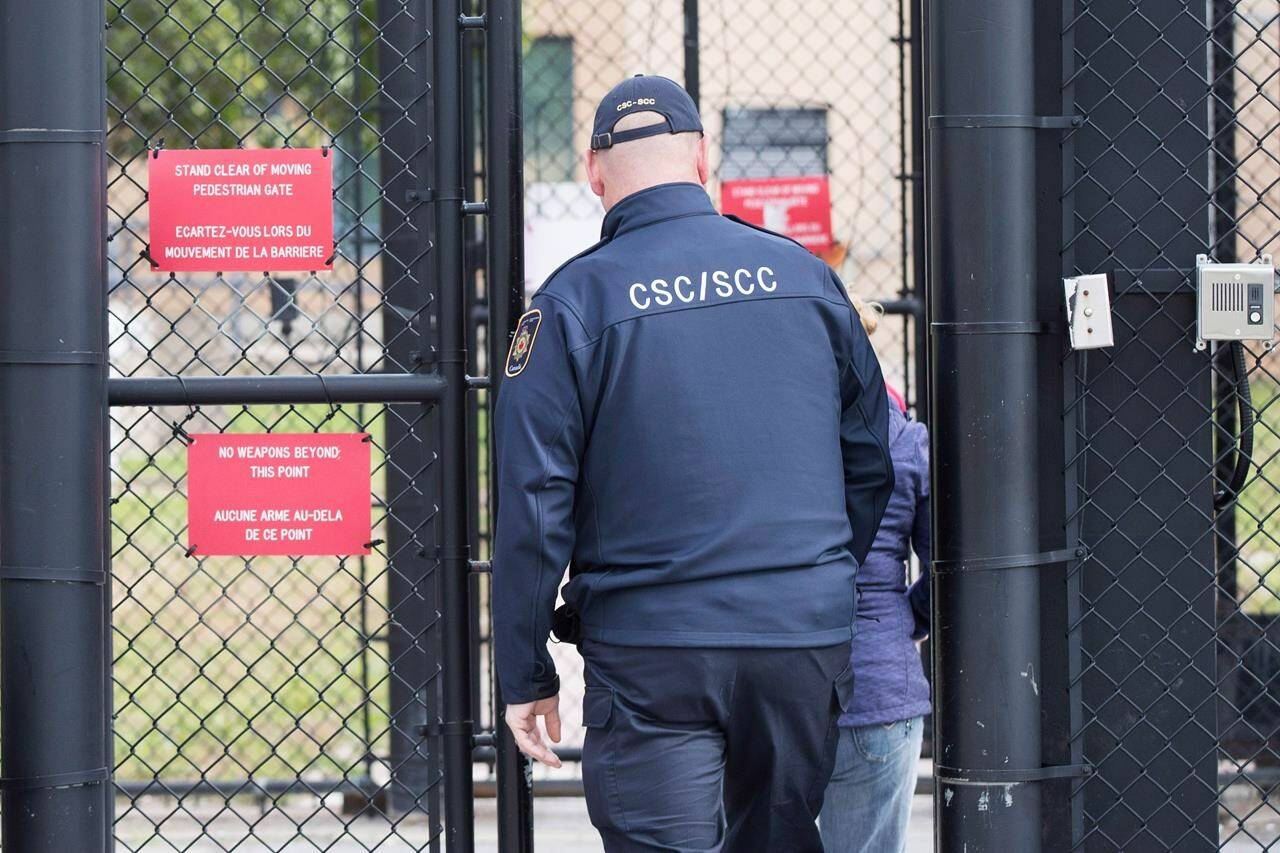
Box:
[1215,341,1254,510]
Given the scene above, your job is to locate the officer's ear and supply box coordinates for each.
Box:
[695,135,709,186]
[586,149,605,200]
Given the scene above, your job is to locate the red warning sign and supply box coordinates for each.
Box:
[187,433,371,556]
[720,175,833,252]
[148,148,334,272]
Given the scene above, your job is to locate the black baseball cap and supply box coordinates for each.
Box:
[590,75,703,151]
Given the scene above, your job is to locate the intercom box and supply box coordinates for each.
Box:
[1195,254,1276,350]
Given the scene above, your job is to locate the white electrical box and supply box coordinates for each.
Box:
[1064,273,1115,350]
[1195,254,1276,351]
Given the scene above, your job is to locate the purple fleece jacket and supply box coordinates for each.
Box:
[839,403,932,727]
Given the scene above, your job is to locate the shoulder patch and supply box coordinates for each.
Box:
[505,309,542,377]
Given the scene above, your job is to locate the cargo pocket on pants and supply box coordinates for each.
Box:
[583,686,614,728]
[581,687,628,834]
[808,665,853,811]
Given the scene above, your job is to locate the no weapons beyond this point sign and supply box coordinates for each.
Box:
[187,433,371,557]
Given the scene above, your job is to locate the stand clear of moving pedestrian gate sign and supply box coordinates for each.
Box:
[147,148,334,272]
[187,434,372,556]
[720,175,833,253]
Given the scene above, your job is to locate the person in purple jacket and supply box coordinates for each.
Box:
[820,297,932,853]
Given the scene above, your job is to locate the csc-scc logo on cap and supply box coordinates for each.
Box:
[616,98,656,111]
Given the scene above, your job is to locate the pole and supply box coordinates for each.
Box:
[375,0,439,818]
[927,0,1043,849]
[463,0,486,730]
[0,1,112,850]
[434,0,477,848]
[682,0,700,110]
[909,0,928,426]
[485,3,536,850]
[1211,0,1239,608]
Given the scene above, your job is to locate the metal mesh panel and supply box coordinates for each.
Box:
[106,1,446,848]
[98,0,923,842]
[516,0,923,775]
[1063,1,1280,849]
[521,0,918,397]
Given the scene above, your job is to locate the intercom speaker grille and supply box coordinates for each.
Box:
[1212,281,1246,312]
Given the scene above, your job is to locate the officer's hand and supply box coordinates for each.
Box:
[505,696,563,768]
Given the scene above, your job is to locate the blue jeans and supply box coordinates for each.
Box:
[818,716,924,853]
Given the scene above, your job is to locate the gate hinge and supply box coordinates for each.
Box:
[417,720,473,739]
[459,14,487,29]
[413,348,467,367]
[405,189,487,216]
[406,188,448,204]
[436,546,471,561]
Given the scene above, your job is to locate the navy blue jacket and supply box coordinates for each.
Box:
[493,182,894,705]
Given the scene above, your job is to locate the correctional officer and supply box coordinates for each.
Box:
[493,75,894,852]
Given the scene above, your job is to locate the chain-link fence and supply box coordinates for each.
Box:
[515,0,926,778]
[521,0,920,396]
[40,0,1280,848]
[1063,1,1280,849]
[26,0,1280,850]
[105,1,457,848]
[96,0,923,845]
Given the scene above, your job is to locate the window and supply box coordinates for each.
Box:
[720,107,829,180]
[523,37,575,183]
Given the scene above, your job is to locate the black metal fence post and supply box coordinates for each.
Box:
[486,0,536,842]
[485,2,537,850]
[1211,0,1239,608]
[909,0,928,426]
[682,0,700,110]
[376,0,440,817]
[463,4,487,730]
[928,0,1044,848]
[434,0,477,848]
[0,1,112,850]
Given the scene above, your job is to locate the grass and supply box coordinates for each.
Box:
[1235,375,1280,616]
[106,376,1279,791]
[110,402,403,785]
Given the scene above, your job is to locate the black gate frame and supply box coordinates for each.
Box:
[0,0,932,848]
[0,1,532,851]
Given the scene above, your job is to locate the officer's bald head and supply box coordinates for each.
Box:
[586,112,709,210]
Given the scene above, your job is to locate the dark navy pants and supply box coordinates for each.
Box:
[579,640,853,852]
